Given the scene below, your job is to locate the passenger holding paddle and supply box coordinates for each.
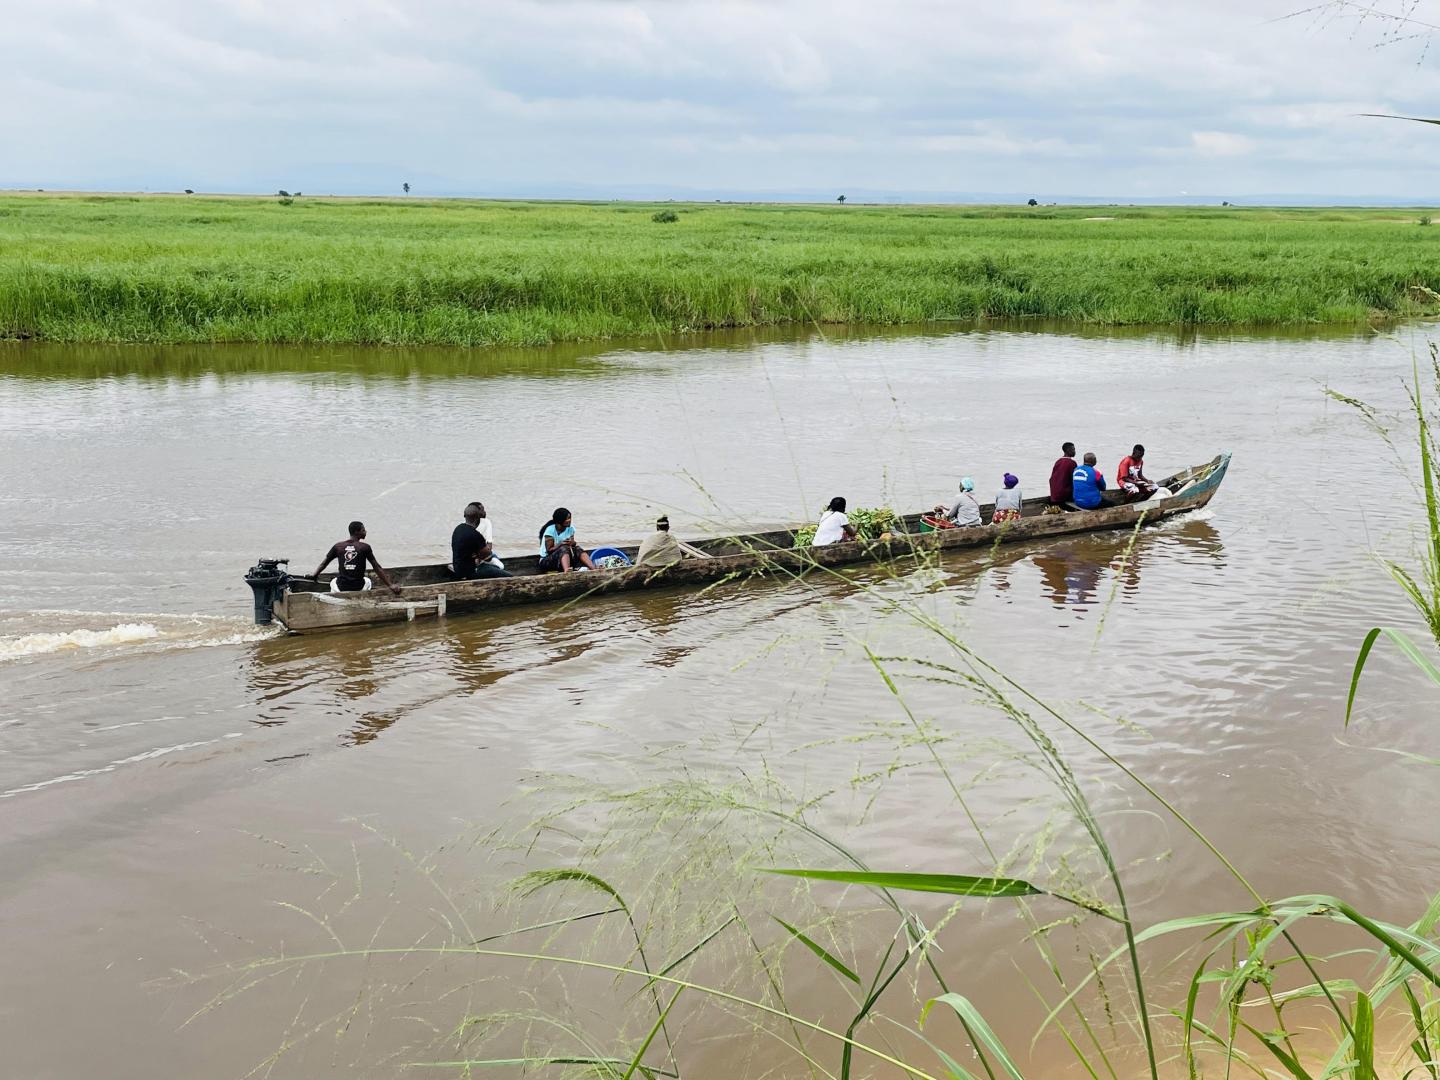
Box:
[538,507,597,572]
[313,520,400,594]
[1117,444,1157,500]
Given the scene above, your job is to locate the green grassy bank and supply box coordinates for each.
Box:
[2,193,1438,346]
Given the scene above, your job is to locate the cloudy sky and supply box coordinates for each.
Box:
[7,0,1440,200]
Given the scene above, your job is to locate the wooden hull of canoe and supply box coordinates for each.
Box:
[271,453,1232,633]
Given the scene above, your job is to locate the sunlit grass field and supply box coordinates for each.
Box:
[2,193,1438,345]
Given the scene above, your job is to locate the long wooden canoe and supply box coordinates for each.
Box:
[261,452,1231,633]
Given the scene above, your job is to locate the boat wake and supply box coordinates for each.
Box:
[0,622,161,659]
[0,611,278,663]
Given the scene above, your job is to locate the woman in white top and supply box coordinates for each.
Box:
[992,473,1023,523]
[812,496,858,546]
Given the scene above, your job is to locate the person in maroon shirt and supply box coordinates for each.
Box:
[1049,442,1078,507]
[313,521,400,594]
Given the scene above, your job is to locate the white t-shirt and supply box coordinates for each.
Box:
[994,487,1023,511]
[474,517,504,567]
[813,510,849,546]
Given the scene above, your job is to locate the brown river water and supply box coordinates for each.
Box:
[2,323,1438,1079]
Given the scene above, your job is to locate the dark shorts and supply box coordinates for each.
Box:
[538,546,576,573]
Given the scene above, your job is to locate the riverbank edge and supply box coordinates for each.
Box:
[1,308,1431,350]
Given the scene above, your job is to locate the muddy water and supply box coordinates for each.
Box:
[2,325,1438,1079]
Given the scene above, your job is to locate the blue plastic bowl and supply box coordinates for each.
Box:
[588,546,632,566]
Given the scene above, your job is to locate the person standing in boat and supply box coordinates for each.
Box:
[1049,442,1078,508]
[313,521,400,594]
[1116,444,1158,500]
[538,507,598,573]
[452,503,512,580]
[1071,453,1107,509]
[992,474,1023,524]
[944,477,982,527]
[812,497,858,546]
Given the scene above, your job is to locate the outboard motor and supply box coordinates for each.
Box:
[244,558,291,626]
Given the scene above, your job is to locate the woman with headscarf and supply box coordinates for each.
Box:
[945,477,982,527]
[992,473,1023,524]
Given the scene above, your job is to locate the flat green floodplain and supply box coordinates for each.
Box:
[2,193,1439,346]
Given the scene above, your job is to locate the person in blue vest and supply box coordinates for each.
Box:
[1071,453,1107,510]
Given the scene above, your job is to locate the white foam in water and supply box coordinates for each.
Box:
[0,622,162,659]
[0,613,280,662]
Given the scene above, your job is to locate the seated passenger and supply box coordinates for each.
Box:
[471,500,504,569]
[992,474,1023,524]
[1049,442,1078,507]
[812,497,858,546]
[945,477,982,527]
[452,503,513,580]
[537,507,597,573]
[314,520,400,594]
[1072,453,1107,509]
[636,518,702,570]
[1116,444,1157,500]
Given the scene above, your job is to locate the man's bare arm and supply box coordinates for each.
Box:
[368,552,401,595]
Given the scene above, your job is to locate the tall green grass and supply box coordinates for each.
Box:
[1329,342,1440,719]
[3,195,1439,346]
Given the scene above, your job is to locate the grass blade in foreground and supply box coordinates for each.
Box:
[922,994,1026,1080]
[1359,113,1440,127]
[1346,626,1440,725]
[763,869,1043,899]
[1354,991,1376,1080]
[764,868,1121,922]
[1237,1021,1315,1080]
[773,916,861,985]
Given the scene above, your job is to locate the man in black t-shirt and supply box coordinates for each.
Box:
[314,521,400,593]
[451,503,512,580]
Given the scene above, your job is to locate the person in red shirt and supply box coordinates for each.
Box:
[1049,441,1077,507]
[1116,444,1157,500]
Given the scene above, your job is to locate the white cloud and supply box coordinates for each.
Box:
[6,0,1440,196]
[1190,131,1257,157]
